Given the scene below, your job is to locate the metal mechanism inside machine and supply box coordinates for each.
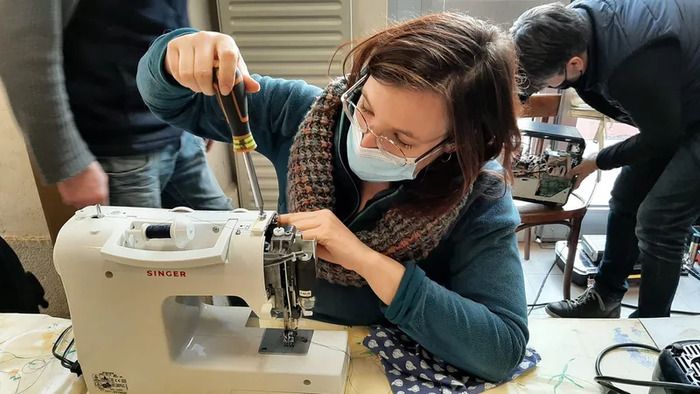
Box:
[262,218,317,350]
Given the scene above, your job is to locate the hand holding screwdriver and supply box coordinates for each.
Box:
[164,31,259,96]
[213,68,265,215]
[163,31,264,214]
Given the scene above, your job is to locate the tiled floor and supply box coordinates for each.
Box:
[520,241,700,318]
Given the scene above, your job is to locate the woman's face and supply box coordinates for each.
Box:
[357,76,450,161]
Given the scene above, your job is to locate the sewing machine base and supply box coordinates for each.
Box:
[170,305,349,394]
[90,304,349,393]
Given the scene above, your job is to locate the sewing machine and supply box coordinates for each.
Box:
[53,205,349,394]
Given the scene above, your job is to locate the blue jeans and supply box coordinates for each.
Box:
[97,133,232,210]
[594,131,700,317]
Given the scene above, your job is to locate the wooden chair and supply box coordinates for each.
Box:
[520,93,562,123]
[517,93,588,300]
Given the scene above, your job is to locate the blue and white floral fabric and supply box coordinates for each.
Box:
[363,326,540,394]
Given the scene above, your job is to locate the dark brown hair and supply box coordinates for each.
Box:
[339,12,521,217]
[336,12,520,215]
[510,3,591,97]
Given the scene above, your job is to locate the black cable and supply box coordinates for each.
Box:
[52,325,82,376]
[594,342,700,393]
[687,267,700,282]
[527,259,558,316]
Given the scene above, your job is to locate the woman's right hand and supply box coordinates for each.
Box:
[164,31,260,96]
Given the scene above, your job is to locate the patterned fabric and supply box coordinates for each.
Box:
[363,326,540,394]
[287,77,471,287]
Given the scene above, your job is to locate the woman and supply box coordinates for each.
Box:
[137,13,527,381]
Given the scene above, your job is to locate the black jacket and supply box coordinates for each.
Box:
[63,0,189,156]
[571,0,700,169]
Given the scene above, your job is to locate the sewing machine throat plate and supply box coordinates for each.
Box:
[259,329,313,354]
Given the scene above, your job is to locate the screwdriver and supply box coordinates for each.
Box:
[213,68,264,217]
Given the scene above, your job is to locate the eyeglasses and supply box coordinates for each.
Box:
[341,74,410,165]
[341,74,451,167]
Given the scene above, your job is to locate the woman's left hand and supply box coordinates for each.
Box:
[278,209,374,272]
[281,209,406,305]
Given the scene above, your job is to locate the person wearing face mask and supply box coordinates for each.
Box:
[137,13,527,381]
[511,1,700,318]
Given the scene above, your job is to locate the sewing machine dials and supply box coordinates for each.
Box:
[53,205,349,394]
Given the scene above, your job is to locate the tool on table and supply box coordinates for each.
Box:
[53,205,348,393]
[214,68,265,217]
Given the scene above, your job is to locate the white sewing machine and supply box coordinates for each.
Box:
[53,205,349,394]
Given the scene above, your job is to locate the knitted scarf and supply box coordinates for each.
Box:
[287,78,471,287]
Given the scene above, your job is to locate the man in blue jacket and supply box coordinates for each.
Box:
[512,0,700,318]
[0,1,231,211]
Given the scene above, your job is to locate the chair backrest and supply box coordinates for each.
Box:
[520,93,562,123]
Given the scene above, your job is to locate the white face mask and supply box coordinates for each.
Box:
[345,121,419,182]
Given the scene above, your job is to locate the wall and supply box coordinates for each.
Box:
[0,87,47,237]
[354,0,388,37]
[0,80,63,316]
[0,87,44,240]
[390,0,565,25]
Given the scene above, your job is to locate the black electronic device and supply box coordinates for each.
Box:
[581,234,606,264]
[595,340,700,393]
[554,240,641,286]
[651,340,700,393]
[554,240,598,286]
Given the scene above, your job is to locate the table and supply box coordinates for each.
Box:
[2,314,698,394]
[640,317,700,349]
[0,314,85,394]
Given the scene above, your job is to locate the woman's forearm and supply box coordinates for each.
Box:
[355,251,406,305]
